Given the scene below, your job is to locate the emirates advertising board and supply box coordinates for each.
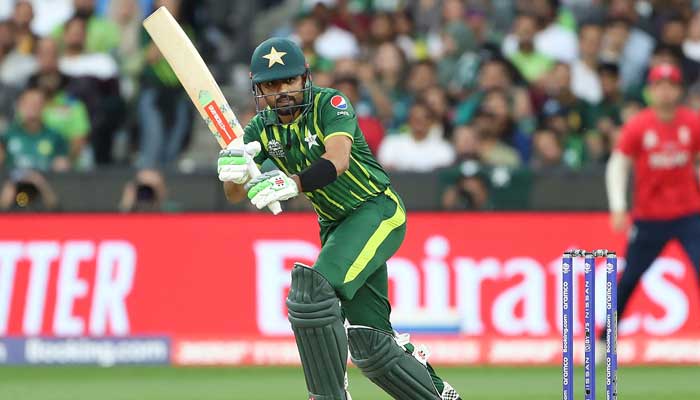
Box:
[0,213,698,366]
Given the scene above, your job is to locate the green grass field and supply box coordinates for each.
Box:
[0,365,698,399]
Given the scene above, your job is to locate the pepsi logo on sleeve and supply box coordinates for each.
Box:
[330,95,348,110]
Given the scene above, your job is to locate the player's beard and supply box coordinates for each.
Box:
[275,94,298,116]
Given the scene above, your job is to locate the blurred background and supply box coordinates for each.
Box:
[0,0,699,399]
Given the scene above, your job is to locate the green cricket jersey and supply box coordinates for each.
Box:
[0,121,68,171]
[244,86,391,221]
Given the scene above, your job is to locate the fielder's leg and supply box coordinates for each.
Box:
[676,214,700,283]
[286,263,349,400]
[600,220,668,341]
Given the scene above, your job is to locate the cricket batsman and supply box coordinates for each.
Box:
[217,38,462,400]
[605,63,700,340]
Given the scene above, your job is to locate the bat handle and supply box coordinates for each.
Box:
[247,163,283,215]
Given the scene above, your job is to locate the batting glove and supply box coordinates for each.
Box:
[217,141,261,184]
[244,170,299,209]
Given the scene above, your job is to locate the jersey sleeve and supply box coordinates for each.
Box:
[318,90,357,143]
[243,117,268,166]
[616,116,641,157]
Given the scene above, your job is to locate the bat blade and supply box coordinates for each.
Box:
[143,6,282,214]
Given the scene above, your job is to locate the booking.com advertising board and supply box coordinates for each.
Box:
[0,213,698,366]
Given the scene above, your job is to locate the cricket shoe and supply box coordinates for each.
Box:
[441,381,461,400]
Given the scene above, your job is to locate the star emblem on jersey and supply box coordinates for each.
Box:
[267,139,286,158]
[262,46,287,68]
[330,95,348,110]
[304,133,319,149]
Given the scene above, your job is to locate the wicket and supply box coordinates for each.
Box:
[562,249,618,400]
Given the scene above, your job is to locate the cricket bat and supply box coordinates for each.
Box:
[143,6,282,215]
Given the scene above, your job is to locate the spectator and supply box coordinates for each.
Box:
[411,0,442,35]
[437,20,478,97]
[452,124,481,162]
[453,57,533,130]
[406,60,439,98]
[292,14,333,73]
[532,0,579,62]
[599,16,654,94]
[29,38,91,168]
[503,2,578,63]
[59,16,123,165]
[580,63,624,145]
[311,1,359,60]
[0,20,14,58]
[378,101,455,172]
[505,13,555,83]
[393,9,419,61]
[52,0,121,54]
[0,6,37,89]
[682,12,700,63]
[423,85,453,140]
[369,41,410,129]
[658,16,700,85]
[531,63,582,121]
[0,168,60,210]
[119,168,167,212]
[136,0,194,170]
[0,20,21,121]
[571,22,604,104]
[481,89,531,163]
[530,128,565,171]
[108,0,145,102]
[472,108,521,168]
[540,98,585,169]
[16,0,72,37]
[0,88,69,172]
[465,5,496,47]
[368,12,394,50]
[11,1,37,55]
[441,160,491,210]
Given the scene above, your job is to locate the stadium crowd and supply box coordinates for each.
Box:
[1,0,699,210]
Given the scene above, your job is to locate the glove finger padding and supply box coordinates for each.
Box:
[218,165,249,183]
[217,141,261,184]
[245,171,298,209]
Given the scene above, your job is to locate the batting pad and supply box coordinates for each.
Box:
[348,326,441,400]
[286,263,349,400]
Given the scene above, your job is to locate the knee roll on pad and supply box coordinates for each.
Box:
[287,263,349,400]
[348,326,441,400]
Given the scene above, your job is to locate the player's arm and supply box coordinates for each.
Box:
[607,119,638,232]
[243,135,352,210]
[606,151,632,214]
[291,135,351,191]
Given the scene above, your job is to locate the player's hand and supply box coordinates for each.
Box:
[244,170,298,209]
[217,141,261,184]
[610,211,628,232]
